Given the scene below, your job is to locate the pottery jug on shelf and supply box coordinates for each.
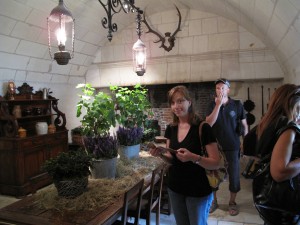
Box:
[18,127,27,138]
[48,124,56,134]
[35,122,48,135]
[12,105,22,118]
[43,88,49,100]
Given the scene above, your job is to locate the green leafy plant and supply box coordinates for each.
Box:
[110,84,152,128]
[142,119,161,142]
[76,83,118,159]
[42,150,92,181]
[110,84,152,146]
[76,83,116,137]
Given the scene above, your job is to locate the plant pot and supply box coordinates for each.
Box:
[118,144,140,160]
[54,176,88,199]
[72,134,84,146]
[90,157,117,179]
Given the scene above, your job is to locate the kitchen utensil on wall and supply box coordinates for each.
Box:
[261,85,264,116]
[243,87,256,128]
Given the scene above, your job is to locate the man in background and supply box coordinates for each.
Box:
[206,78,248,216]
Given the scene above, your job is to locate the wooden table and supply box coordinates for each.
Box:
[0,155,165,225]
[0,193,125,225]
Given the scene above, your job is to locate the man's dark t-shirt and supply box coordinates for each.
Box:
[206,98,246,151]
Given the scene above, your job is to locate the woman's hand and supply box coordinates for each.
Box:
[176,148,195,162]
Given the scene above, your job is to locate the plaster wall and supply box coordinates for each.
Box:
[87,9,284,87]
[0,8,285,142]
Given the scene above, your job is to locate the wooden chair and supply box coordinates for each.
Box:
[160,167,172,215]
[128,163,165,225]
[112,179,144,225]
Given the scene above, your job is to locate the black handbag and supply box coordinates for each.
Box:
[252,156,300,214]
[252,123,300,215]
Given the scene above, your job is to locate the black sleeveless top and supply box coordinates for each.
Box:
[164,122,216,197]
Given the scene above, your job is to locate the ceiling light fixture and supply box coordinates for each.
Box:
[47,0,75,65]
[98,0,140,42]
[132,10,146,76]
[98,0,146,76]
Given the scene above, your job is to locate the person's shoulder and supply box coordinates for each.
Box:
[229,98,241,104]
[277,119,300,135]
[199,120,211,129]
[230,98,243,109]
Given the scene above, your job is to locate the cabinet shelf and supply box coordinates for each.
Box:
[0,86,68,197]
[2,98,58,103]
[0,114,54,121]
[0,93,65,138]
[0,130,68,197]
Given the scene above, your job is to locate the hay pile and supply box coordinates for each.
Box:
[35,151,163,212]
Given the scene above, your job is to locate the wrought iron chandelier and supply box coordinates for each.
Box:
[98,0,138,41]
[98,0,146,76]
[47,0,75,65]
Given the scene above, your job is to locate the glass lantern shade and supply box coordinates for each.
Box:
[132,39,146,76]
[47,0,74,65]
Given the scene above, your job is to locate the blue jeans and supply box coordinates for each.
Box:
[224,150,241,193]
[168,188,213,225]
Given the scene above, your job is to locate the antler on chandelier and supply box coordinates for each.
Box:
[142,5,182,52]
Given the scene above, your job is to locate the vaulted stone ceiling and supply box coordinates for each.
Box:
[1,0,300,83]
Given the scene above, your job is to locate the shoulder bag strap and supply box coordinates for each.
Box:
[259,123,299,164]
[277,122,300,136]
[199,121,208,156]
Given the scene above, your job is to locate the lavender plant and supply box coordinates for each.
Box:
[83,135,118,159]
[117,126,143,146]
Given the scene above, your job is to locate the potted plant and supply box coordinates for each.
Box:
[110,84,152,159]
[71,126,84,146]
[76,83,119,178]
[142,119,161,143]
[42,149,92,199]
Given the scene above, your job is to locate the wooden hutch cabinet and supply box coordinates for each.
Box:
[0,83,68,197]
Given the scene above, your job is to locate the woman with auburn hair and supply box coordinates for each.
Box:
[255,84,300,225]
[149,85,220,225]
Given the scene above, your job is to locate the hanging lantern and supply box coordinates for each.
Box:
[132,9,146,76]
[133,39,146,76]
[47,0,74,65]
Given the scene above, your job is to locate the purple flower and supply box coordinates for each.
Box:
[117,126,143,146]
[83,135,118,159]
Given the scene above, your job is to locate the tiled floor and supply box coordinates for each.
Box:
[130,171,264,225]
[0,157,264,225]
